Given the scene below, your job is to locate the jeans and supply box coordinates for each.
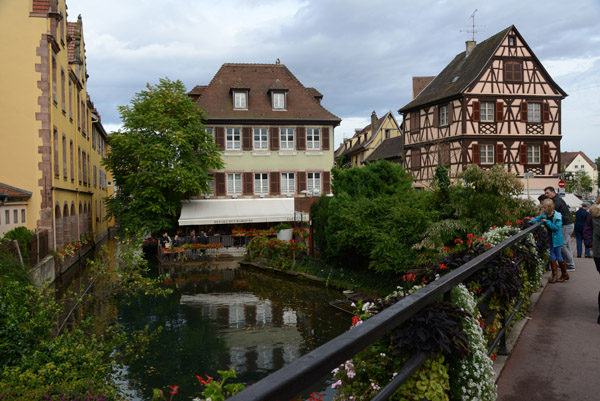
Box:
[549,245,563,262]
[561,223,575,269]
[575,230,591,257]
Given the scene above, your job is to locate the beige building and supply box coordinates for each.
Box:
[179,62,341,226]
[335,111,403,167]
[561,151,598,197]
[0,0,113,249]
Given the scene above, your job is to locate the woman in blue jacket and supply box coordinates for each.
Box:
[532,198,569,283]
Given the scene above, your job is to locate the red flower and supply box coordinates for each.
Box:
[439,263,447,270]
[352,315,360,326]
[454,238,463,244]
[169,385,179,395]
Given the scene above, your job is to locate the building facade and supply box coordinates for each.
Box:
[180,62,341,226]
[561,151,598,197]
[0,0,113,249]
[399,25,567,190]
[335,111,403,167]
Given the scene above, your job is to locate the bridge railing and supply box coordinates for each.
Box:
[228,222,543,401]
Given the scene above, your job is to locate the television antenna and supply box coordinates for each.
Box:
[460,9,483,41]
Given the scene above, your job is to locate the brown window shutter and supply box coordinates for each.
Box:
[496,102,504,122]
[520,102,528,123]
[472,143,480,164]
[323,171,331,194]
[505,62,513,81]
[270,127,279,151]
[543,144,551,164]
[472,101,480,122]
[243,172,253,195]
[242,127,252,150]
[215,172,226,195]
[543,103,550,122]
[433,106,439,128]
[322,127,330,150]
[448,103,454,124]
[215,127,225,151]
[519,144,527,164]
[414,111,420,131]
[515,62,522,81]
[297,127,306,150]
[270,172,280,195]
[298,171,307,192]
[496,143,504,164]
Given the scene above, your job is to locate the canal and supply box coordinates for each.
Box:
[62,240,353,400]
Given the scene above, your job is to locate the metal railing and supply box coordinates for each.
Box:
[228,222,543,401]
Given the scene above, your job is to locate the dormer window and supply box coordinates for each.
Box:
[273,92,286,110]
[233,90,248,110]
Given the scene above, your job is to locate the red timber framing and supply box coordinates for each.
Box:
[399,25,567,187]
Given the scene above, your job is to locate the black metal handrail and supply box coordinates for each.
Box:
[228,222,542,401]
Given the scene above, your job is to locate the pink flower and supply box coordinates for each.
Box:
[332,379,342,389]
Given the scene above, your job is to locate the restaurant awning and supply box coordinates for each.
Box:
[178,198,295,226]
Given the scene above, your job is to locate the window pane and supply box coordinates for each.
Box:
[481,103,494,122]
[234,92,247,109]
[226,128,241,150]
[21,209,26,223]
[440,106,448,125]
[273,93,285,109]
[528,103,541,122]
[280,128,294,149]
[307,128,321,149]
[281,173,295,194]
[253,128,268,149]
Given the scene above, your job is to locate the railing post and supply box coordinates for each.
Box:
[498,309,509,355]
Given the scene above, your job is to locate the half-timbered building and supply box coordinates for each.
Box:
[399,25,567,190]
[335,111,402,168]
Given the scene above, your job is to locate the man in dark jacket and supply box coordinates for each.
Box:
[545,186,575,271]
[575,202,591,258]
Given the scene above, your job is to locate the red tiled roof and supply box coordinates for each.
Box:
[562,151,598,170]
[193,63,340,123]
[0,183,32,198]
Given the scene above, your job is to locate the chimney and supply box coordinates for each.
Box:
[371,111,378,134]
[465,40,476,57]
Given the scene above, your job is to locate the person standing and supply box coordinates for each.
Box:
[544,186,575,271]
[158,231,172,261]
[199,231,209,260]
[532,199,568,283]
[583,198,600,324]
[575,202,591,258]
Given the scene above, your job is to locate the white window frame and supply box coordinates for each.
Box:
[527,145,541,164]
[226,173,242,195]
[21,209,26,223]
[439,105,448,126]
[272,92,286,110]
[5,210,10,224]
[280,128,294,150]
[226,128,241,150]
[205,127,214,139]
[481,102,495,122]
[306,128,321,150]
[233,91,247,110]
[253,128,268,150]
[13,210,18,225]
[254,173,269,195]
[281,172,295,195]
[528,103,541,123]
[307,172,322,194]
[480,144,494,164]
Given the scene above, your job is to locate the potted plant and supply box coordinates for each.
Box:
[274,223,293,241]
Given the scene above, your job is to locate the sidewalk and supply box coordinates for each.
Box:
[496,255,600,401]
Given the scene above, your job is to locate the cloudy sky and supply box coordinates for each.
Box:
[67,0,600,161]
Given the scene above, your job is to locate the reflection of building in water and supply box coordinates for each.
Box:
[180,293,302,374]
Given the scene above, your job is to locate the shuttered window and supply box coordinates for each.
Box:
[280,128,294,149]
[254,173,269,195]
[505,61,522,82]
[307,172,321,194]
[253,128,268,150]
[281,172,295,195]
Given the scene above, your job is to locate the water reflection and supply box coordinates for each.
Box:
[118,261,351,400]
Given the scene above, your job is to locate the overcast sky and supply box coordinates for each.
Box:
[67,0,600,161]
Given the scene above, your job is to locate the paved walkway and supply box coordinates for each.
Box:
[496,254,600,401]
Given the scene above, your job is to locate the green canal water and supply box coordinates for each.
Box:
[110,256,352,400]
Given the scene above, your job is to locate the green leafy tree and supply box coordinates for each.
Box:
[103,78,223,233]
[318,161,435,273]
[564,170,593,197]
